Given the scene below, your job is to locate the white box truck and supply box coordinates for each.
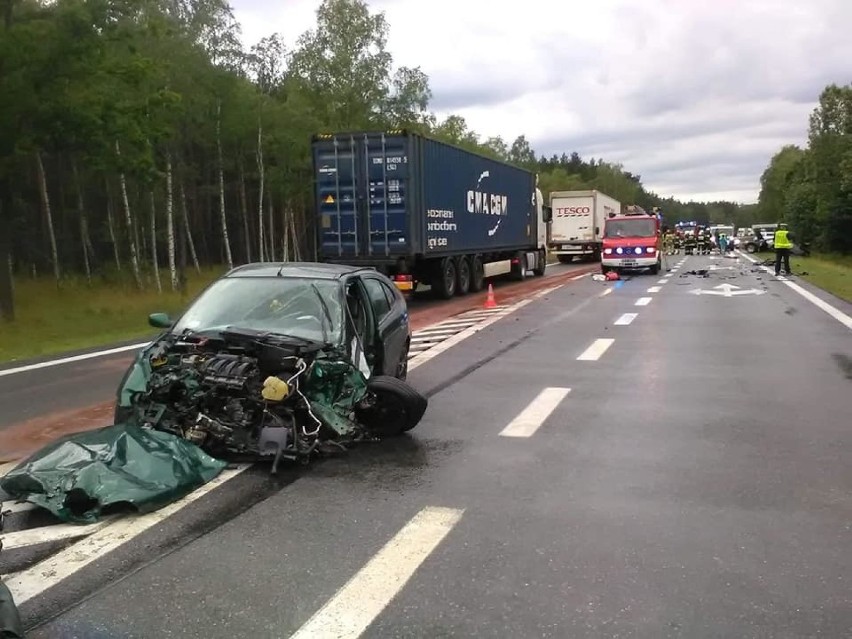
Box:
[549,190,621,263]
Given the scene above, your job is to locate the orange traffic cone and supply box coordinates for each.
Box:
[484,283,497,309]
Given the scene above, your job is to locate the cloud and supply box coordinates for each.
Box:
[231,0,852,203]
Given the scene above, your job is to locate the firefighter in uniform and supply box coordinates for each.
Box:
[773,223,793,276]
[663,228,675,255]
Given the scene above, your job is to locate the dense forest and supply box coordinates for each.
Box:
[755,83,852,253]
[0,0,845,322]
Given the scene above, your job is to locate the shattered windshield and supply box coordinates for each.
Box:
[171,277,344,344]
[605,218,657,238]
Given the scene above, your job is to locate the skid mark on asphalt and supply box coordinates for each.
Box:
[499,387,571,438]
[577,338,615,361]
[289,506,464,639]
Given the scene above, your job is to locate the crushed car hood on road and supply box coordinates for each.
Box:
[0,424,227,524]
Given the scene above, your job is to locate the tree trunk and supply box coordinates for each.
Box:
[0,185,14,321]
[149,189,162,293]
[282,205,290,262]
[268,197,275,261]
[238,156,251,263]
[35,151,61,283]
[256,116,265,261]
[165,152,177,290]
[106,184,121,272]
[216,99,233,269]
[178,178,200,273]
[289,208,301,261]
[115,140,143,289]
[71,159,92,283]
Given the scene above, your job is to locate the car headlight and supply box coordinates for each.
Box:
[604,248,613,255]
[634,247,642,255]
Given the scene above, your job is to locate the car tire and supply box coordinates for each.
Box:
[355,376,428,436]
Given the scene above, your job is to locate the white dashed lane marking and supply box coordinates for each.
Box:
[647,286,662,293]
[577,338,615,361]
[614,313,638,326]
[290,506,465,639]
[499,387,572,438]
[635,297,653,306]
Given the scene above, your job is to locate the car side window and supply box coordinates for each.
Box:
[379,281,399,307]
[362,278,392,322]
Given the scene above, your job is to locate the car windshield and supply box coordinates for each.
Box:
[605,218,657,238]
[171,276,344,344]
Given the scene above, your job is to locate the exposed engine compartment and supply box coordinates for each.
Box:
[129,327,423,473]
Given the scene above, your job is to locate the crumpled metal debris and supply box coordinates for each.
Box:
[0,424,227,524]
[684,269,710,277]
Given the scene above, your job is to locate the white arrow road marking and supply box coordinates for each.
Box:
[689,283,766,297]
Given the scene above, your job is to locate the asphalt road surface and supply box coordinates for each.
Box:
[0,262,587,436]
[8,253,852,637]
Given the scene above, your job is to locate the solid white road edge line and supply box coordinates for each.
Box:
[599,288,613,297]
[737,251,852,330]
[289,506,465,639]
[5,464,251,605]
[647,286,662,293]
[577,338,615,361]
[635,297,653,306]
[0,342,151,378]
[499,387,571,438]
[571,273,587,280]
[614,313,638,326]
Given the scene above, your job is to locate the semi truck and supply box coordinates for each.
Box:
[311,130,552,299]
[548,190,621,263]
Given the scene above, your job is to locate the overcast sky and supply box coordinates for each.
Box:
[232,0,852,204]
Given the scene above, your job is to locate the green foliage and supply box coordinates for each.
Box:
[5,0,807,327]
[758,82,852,253]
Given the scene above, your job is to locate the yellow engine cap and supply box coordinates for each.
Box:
[261,376,290,402]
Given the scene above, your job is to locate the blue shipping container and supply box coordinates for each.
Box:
[313,131,536,262]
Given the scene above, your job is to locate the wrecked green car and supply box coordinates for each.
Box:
[113,262,427,472]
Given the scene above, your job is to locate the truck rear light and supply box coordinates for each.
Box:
[511,258,520,264]
[393,275,413,282]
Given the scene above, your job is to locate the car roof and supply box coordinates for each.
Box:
[225,262,376,280]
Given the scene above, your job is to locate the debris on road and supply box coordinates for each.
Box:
[0,424,227,523]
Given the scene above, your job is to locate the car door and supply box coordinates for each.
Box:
[359,275,409,377]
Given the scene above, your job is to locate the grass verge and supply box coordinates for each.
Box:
[755,250,852,302]
[0,266,226,364]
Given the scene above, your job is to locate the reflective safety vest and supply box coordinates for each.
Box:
[774,229,792,249]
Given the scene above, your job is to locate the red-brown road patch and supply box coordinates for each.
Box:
[0,265,596,464]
